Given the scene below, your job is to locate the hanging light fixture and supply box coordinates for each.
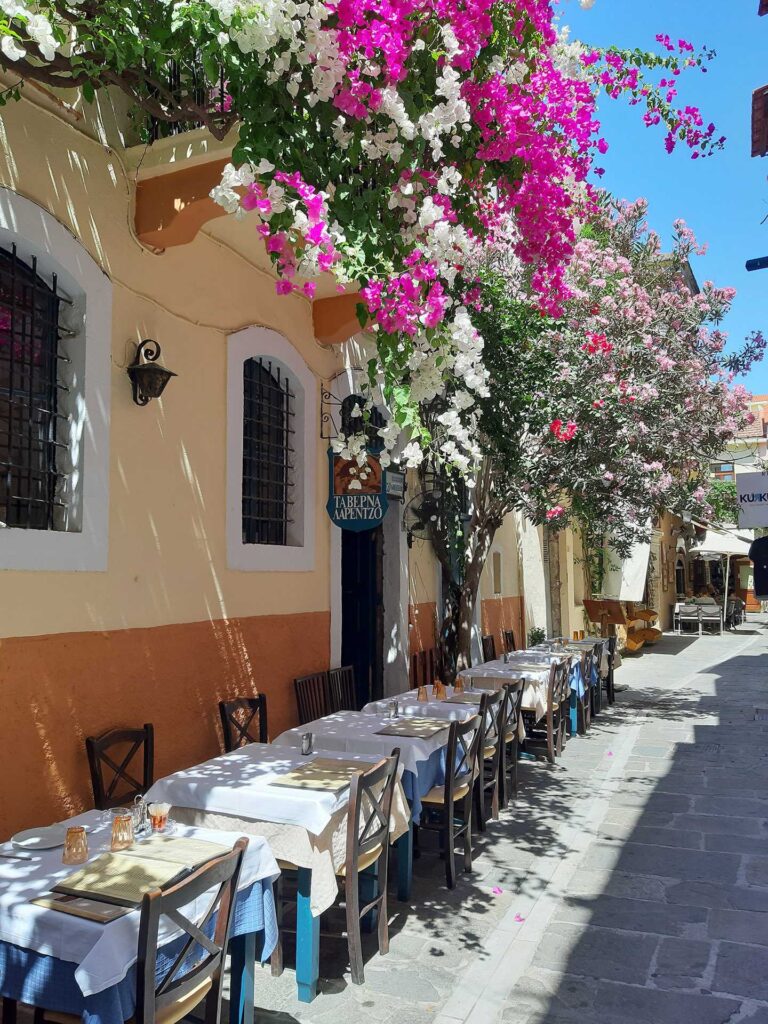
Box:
[127,339,177,406]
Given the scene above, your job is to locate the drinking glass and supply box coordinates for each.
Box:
[148,802,171,832]
[111,813,134,851]
[62,826,88,865]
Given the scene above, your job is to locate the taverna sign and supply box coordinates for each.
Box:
[737,471,768,529]
[326,448,388,531]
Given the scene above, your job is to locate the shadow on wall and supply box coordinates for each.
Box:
[0,610,330,839]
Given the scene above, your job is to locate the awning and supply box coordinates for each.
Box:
[691,528,752,558]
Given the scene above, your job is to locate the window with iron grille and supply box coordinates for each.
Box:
[0,244,68,531]
[242,357,295,546]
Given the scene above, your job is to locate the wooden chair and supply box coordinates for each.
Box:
[329,665,357,712]
[85,723,154,811]
[340,749,400,983]
[409,647,439,690]
[219,695,268,751]
[294,671,330,725]
[503,629,516,654]
[33,838,247,1024]
[473,688,505,829]
[273,751,401,985]
[499,680,524,808]
[522,659,570,765]
[481,634,496,663]
[419,706,485,888]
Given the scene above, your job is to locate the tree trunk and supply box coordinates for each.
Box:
[455,520,497,669]
[436,568,461,683]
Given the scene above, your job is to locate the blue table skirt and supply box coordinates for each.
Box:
[400,749,446,825]
[569,662,587,699]
[0,878,277,1024]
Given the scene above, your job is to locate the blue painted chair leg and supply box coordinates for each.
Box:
[229,932,255,1024]
[569,692,578,736]
[296,867,320,1003]
[360,860,379,933]
[396,821,414,902]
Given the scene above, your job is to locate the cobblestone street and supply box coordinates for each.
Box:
[250,618,768,1024]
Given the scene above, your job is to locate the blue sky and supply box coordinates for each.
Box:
[562,0,768,393]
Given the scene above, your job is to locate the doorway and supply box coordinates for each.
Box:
[341,526,384,707]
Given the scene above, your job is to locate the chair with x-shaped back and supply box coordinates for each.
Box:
[33,838,248,1024]
[218,695,268,751]
[85,723,155,811]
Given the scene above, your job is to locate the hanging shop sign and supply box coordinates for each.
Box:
[737,471,768,529]
[385,469,406,501]
[326,448,389,531]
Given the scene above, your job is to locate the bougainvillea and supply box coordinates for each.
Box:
[0,2,724,469]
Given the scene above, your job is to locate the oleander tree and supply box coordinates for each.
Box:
[0,1,724,472]
[425,196,763,672]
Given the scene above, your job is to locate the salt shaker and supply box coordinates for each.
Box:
[301,731,313,756]
[389,698,399,720]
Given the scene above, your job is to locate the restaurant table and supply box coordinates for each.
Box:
[361,690,483,722]
[455,660,550,721]
[146,743,409,1004]
[0,810,279,1024]
[272,710,456,826]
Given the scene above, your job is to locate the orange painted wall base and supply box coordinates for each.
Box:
[0,611,329,838]
[481,596,525,654]
[409,602,437,654]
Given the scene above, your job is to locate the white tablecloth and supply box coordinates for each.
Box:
[146,743,401,838]
[148,744,410,917]
[456,660,549,720]
[362,691,480,722]
[273,710,452,777]
[0,809,278,997]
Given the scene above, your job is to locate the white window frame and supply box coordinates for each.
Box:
[0,188,111,572]
[226,326,316,572]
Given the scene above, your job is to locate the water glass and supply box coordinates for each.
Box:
[62,826,88,865]
[111,813,134,851]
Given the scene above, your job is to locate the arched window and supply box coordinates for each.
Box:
[0,244,64,531]
[242,356,294,546]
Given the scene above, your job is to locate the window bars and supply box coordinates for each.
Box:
[0,244,68,531]
[242,357,295,546]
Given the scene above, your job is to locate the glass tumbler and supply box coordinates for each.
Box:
[111,813,134,851]
[62,826,89,865]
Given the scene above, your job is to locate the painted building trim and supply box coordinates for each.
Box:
[226,325,317,571]
[0,188,112,572]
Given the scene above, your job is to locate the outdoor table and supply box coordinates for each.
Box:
[361,689,484,722]
[0,809,279,1024]
[273,709,469,945]
[145,743,409,1004]
[455,659,550,720]
[272,710,457,826]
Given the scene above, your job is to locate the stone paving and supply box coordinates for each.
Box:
[246,617,768,1024]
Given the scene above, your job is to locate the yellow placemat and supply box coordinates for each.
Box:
[120,836,231,867]
[54,853,188,907]
[269,757,366,793]
[375,718,449,738]
[444,693,484,704]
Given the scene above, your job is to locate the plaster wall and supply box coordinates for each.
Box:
[0,93,340,835]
